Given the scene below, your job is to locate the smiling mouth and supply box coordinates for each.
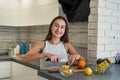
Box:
[55,31,62,35]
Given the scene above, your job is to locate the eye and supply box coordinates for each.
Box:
[54,23,59,27]
[61,26,65,29]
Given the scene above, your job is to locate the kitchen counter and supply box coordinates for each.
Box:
[38,64,120,80]
[0,55,40,70]
[1,55,120,80]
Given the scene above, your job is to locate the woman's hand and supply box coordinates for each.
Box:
[45,53,61,63]
[67,55,84,66]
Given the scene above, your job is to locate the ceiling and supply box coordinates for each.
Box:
[0,0,58,9]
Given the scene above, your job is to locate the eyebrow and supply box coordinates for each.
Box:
[54,22,66,27]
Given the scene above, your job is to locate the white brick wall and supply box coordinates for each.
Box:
[97,51,111,58]
[106,16,117,23]
[98,15,106,22]
[118,18,120,24]
[97,44,104,51]
[112,24,120,30]
[98,0,106,8]
[88,0,120,61]
[106,2,117,10]
[105,45,116,51]
[98,23,111,30]
[98,8,111,16]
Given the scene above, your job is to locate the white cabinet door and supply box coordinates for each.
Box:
[0,61,47,80]
[0,61,10,80]
[11,62,38,80]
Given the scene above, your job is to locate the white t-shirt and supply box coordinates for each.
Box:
[40,41,68,69]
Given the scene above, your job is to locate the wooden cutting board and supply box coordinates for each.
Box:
[48,66,85,73]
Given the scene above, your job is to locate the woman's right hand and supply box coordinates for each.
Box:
[45,53,61,63]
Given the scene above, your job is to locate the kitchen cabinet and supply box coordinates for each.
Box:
[11,61,38,80]
[0,61,10,80]
[0,0,59,26]
[0,60,47,80]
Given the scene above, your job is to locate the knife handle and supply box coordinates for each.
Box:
[46,58,50,61]
[46,58,59,61]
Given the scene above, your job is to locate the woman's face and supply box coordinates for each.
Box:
[51,19,66,39]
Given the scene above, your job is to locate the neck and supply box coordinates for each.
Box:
[49,38,60,45]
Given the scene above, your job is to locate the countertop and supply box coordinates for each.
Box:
[1,55,120,80]
[38,64,120,80]
[0,55,40,70]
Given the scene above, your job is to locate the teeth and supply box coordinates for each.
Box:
[55,32,60,35]
[55,31,61,34]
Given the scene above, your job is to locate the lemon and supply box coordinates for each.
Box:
[84,67,92,76]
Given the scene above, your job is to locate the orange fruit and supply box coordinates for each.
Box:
[77,59,86,69]
[84,67,92,76]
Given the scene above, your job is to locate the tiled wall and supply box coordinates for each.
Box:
[0,26,31,54]
[0,27,18,54]
[0,22,88,58]
[69,22,88,58]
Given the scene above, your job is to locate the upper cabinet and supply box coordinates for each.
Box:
[0,0,59,26]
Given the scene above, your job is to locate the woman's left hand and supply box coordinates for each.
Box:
[67,55,84,66]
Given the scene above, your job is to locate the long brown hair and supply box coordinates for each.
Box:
[44,16,69,43]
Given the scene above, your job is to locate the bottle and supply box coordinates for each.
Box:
[14,44,20,55]
[21,42,26,55]
[114,52,120,64]
[29,43,32,50]
[8,42,14,56]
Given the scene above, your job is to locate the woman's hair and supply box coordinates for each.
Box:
[44,16,69,43]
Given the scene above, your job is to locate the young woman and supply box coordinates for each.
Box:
[22,16,84,69]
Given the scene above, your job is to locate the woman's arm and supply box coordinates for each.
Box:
[22,41,61,62]
[22,41,46,62]
[65,42,84,65]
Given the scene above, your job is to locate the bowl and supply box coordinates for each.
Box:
[59,65,73,77]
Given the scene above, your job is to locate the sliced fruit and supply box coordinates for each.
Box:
[61,65,70,70]
[63,69,72,75]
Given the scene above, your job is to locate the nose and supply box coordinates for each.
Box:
[57,26,61,31]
